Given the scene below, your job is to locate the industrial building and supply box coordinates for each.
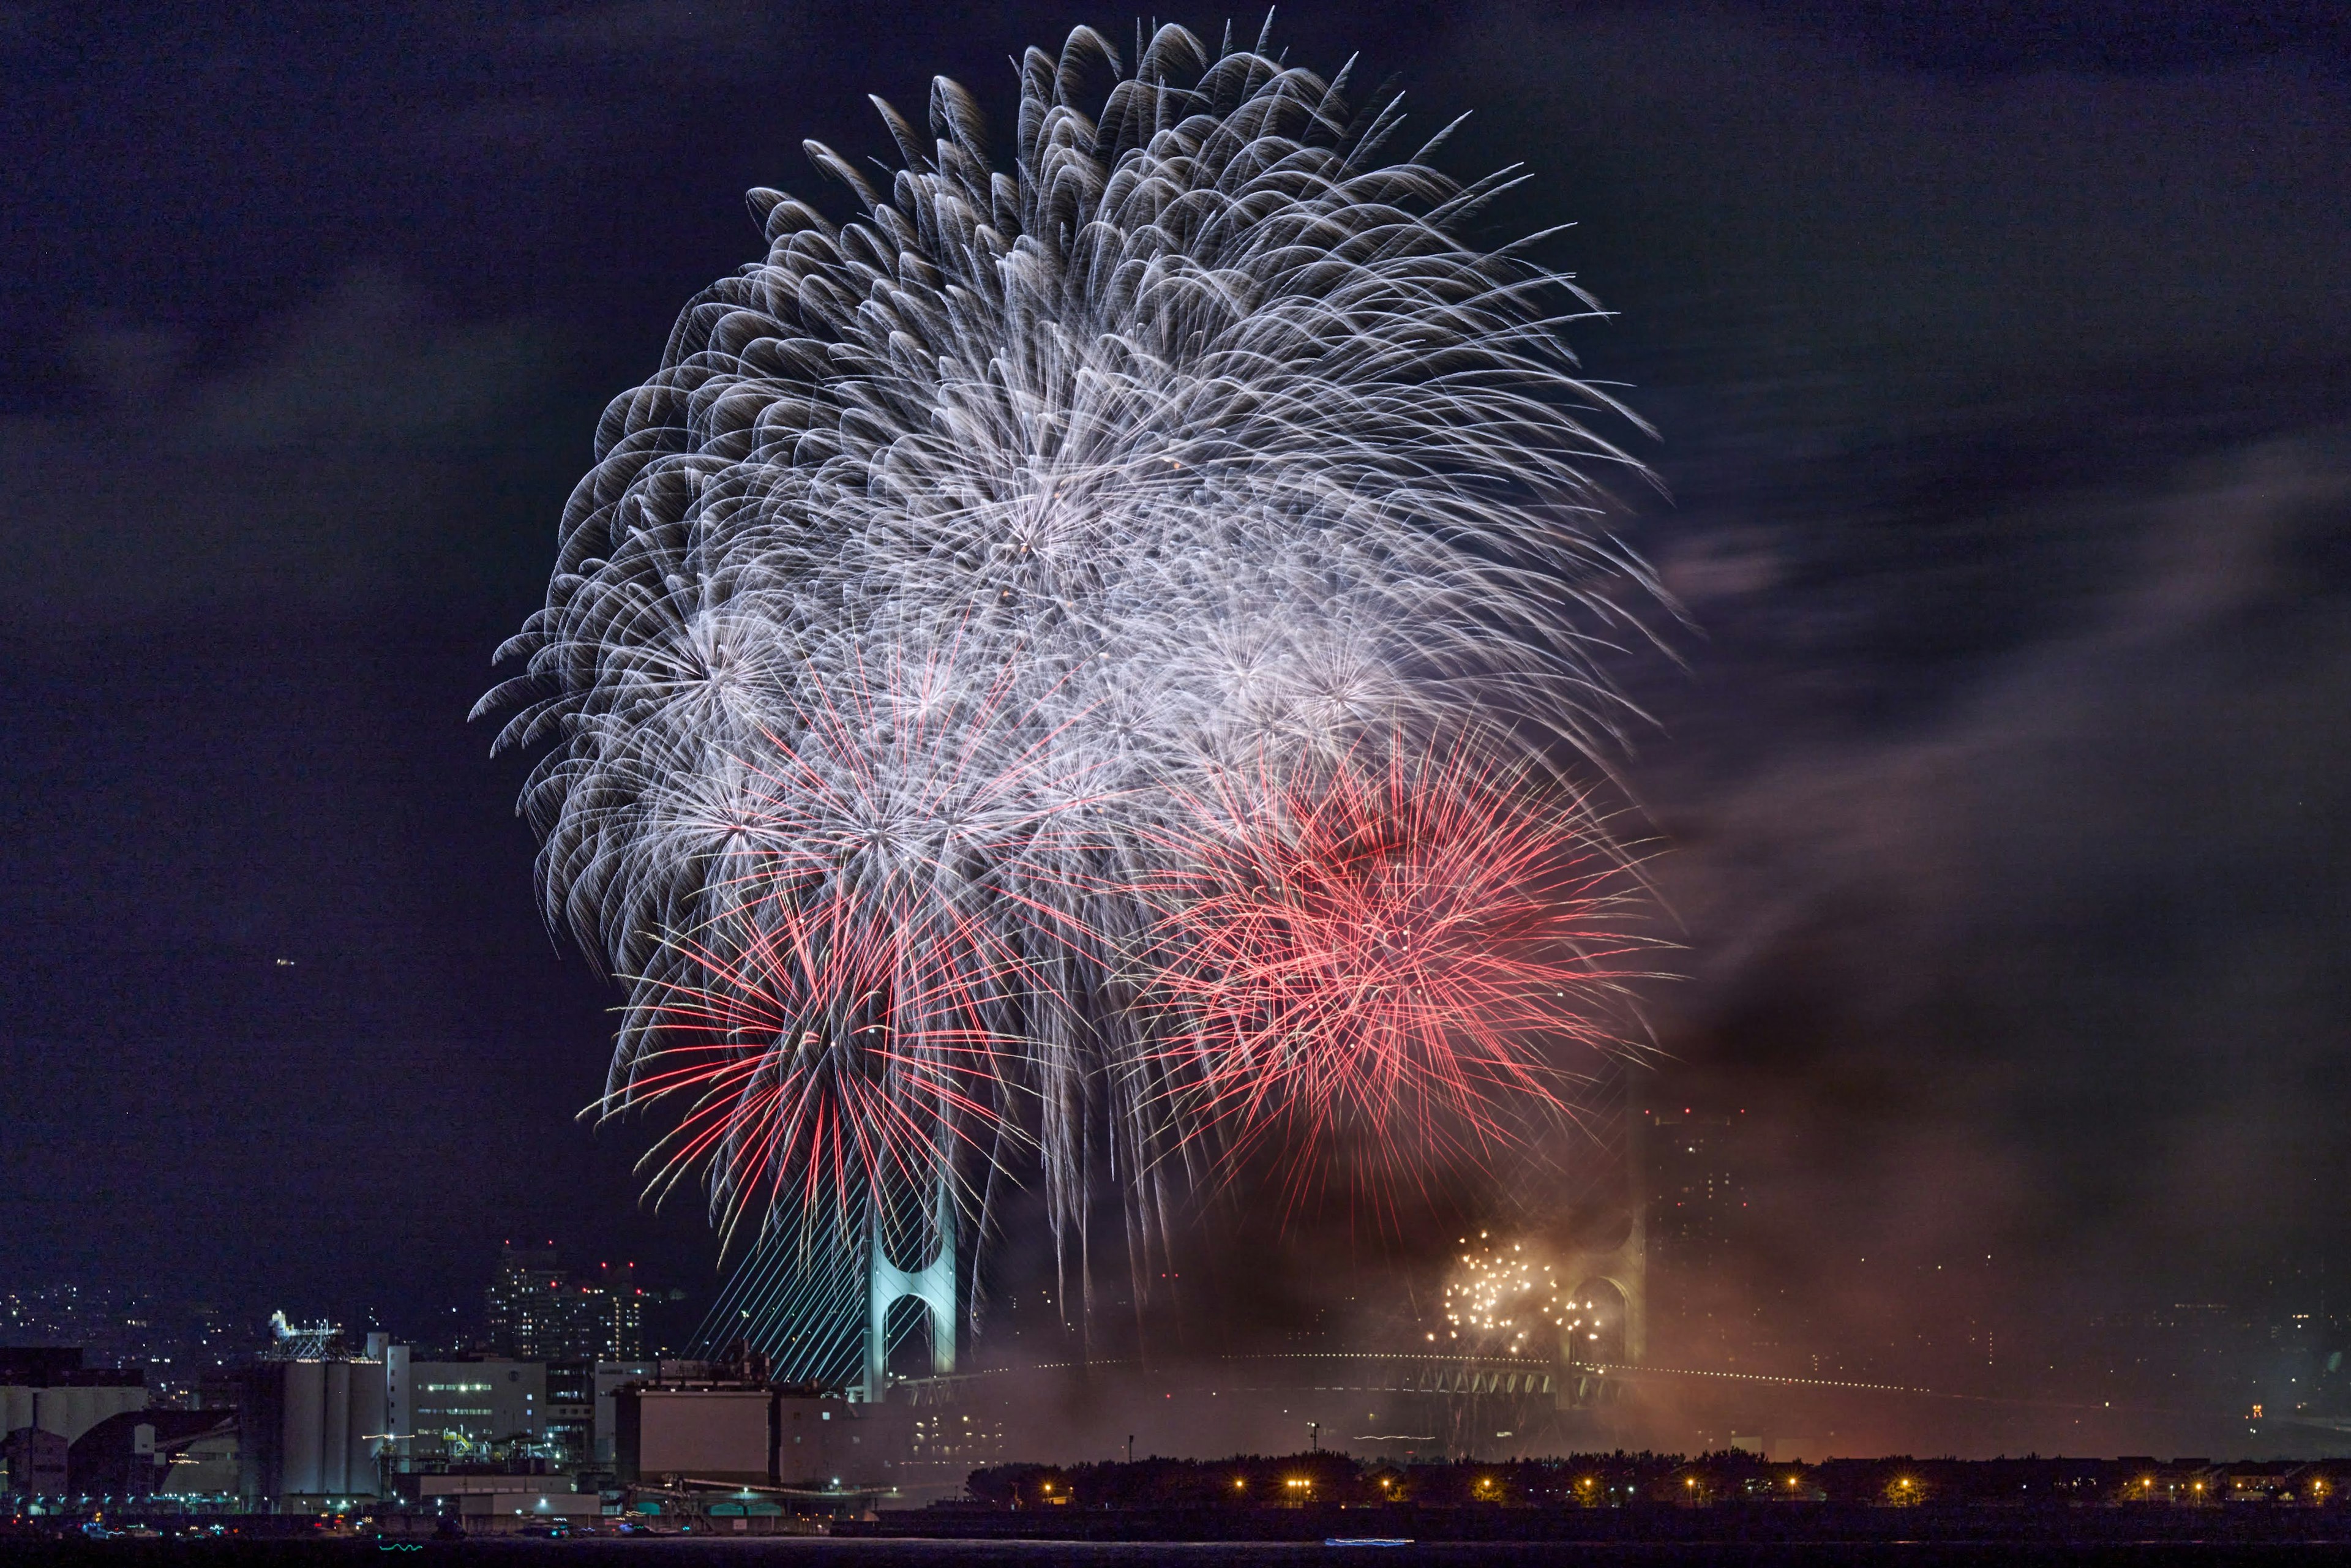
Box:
[65,1409,239,1499]
[1,1346,151,1449]
[2,1347,151,1498]
[615,1376,907,1490]
[395,1357,546,1457]
[591,1360,661,1465]
[231,1340,389,1507]
[0,1428,66,1497]
[411,1471,603,1526]
[546,1360,594,1463]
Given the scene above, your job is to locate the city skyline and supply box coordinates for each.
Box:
[7,1080,2345,1467]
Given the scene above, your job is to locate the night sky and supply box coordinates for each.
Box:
[4,0,2348,1435]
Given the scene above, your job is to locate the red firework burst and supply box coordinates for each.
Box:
[607,636,1103,1244]
[1139,740,1650,1206]
[620,905,1018,1246]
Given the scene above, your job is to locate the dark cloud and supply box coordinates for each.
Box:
[1,268,564,631]
[1648,429,2351,1241]
[1420,3,2351,381]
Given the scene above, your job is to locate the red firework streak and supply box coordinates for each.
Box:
[1139,738,1650,1210]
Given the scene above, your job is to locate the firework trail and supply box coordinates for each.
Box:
[478,20,1666,1365]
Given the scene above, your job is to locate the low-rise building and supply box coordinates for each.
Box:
[1,1347,149,1451]
[66,1409,238,1501]
[410,1472,600,1531]
[614,1379,905,1489]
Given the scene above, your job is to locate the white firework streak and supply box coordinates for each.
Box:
[477,21,1665,1361]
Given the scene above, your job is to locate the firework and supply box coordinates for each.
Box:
[1435,1232,1613,1360]
[1137,737,1649,1205]
[478,20,1664,1353]
[1441,1233,1559,1357]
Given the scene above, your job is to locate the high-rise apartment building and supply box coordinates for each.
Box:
[484,1244,647,1361]
[485,1244,564,1359]
[1646,1110,1749,1269]
[592,1262,645,1361]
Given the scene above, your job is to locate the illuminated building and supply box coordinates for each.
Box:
[1646,1109,1750,1269]
[484,1244,647,1360]
[594,1262,647,1359]
[544,1360,594,1463]
[233,1337,388,1508]
[484,1244,567,1359]
[400,1358,545,1455]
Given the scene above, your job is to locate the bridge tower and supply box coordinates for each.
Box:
[858,1172,958,1401]
[1556,1075,1646,1407]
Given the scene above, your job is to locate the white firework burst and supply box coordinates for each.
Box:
[479,20,1664,1364]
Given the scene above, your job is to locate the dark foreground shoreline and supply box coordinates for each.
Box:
[833,1501,2351,1548]
[10,1509,2351,1567]
[6,1544,2351,1567]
